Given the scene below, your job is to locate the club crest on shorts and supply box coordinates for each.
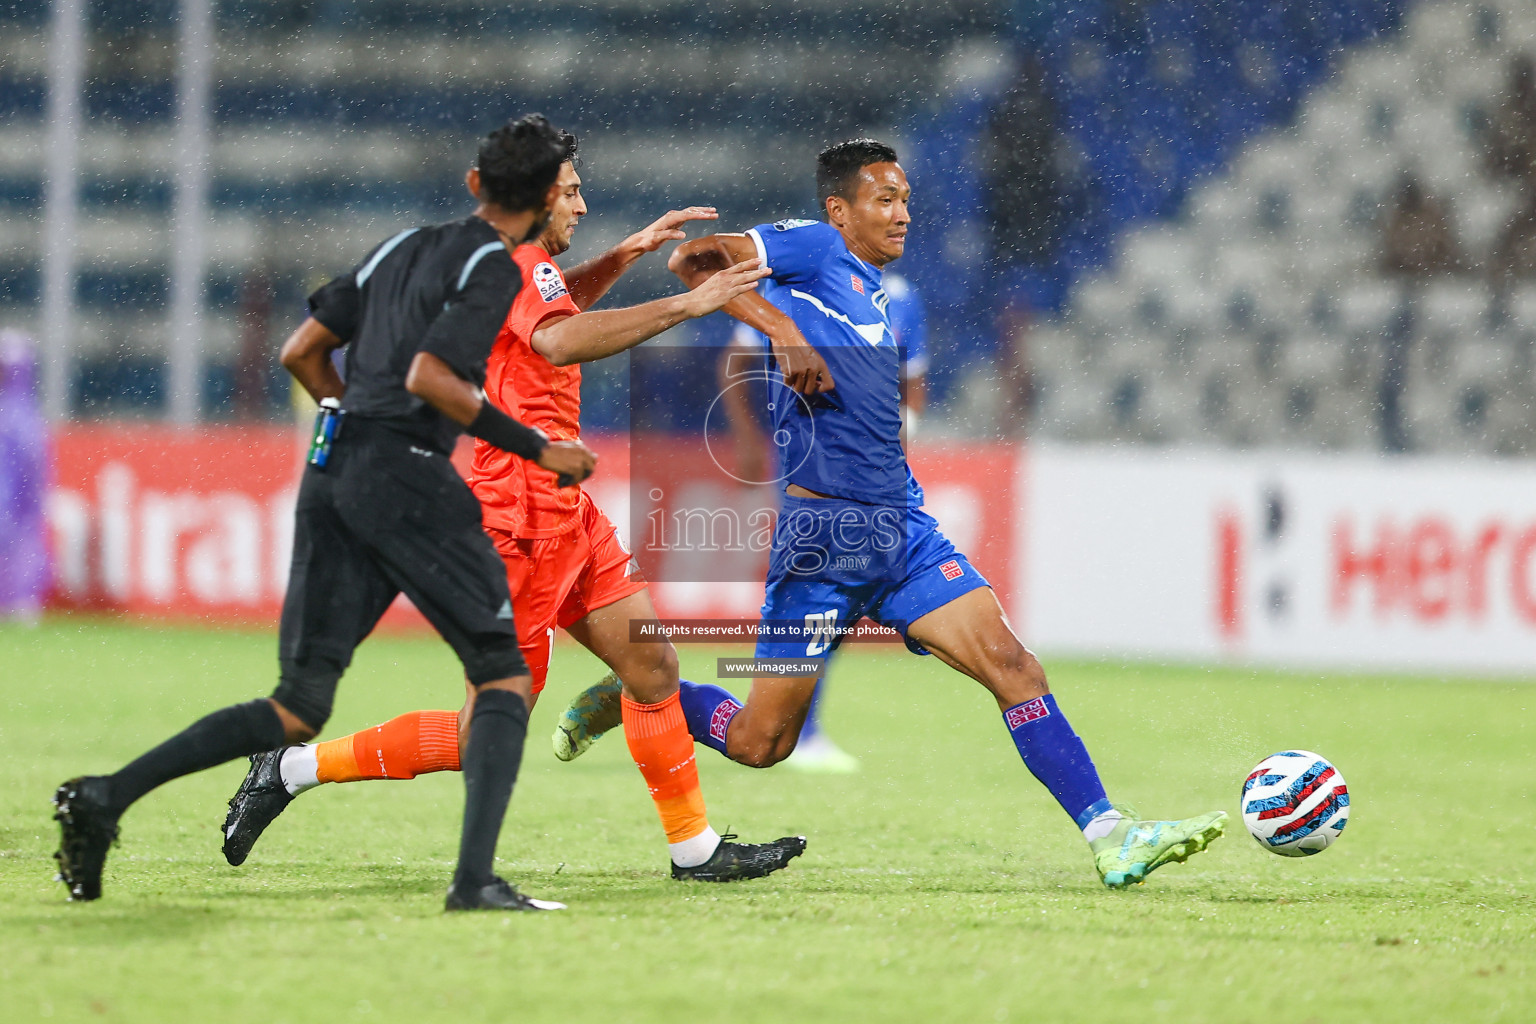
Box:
[1004,697,1050,729]
[532,262,568,302]
[940,559,963,581]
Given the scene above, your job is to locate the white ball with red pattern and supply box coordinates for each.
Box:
[1241,750,1350,857]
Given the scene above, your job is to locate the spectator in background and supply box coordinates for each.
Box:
[995,300,1037,438]
[983,56,1065,267]
[232,262,274,419]
[1375,174,1463,454]
[1484,53,1536,187]
[1378,173,1463,280]
[1490,188,1536,289]
[0,330,49,621]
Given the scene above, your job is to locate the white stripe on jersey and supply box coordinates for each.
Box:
[746,227,770,267]
[788,289,888,346]
[457,241,507,291]
[355,228,421,287]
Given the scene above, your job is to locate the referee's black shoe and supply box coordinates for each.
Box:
[222,748,293,866]
[670,834,807,882]
[444,876,567,912]
[53,776,119,902]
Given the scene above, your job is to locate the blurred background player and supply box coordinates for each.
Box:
[0,330,49,623]
[54,115,597,910]
[221,130,806,883]
[559,139,1227,890]
[715,272,930,772]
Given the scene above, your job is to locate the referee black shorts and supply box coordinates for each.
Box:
[272,418,526,730]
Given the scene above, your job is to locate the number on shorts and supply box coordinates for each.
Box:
[804,609,839,657]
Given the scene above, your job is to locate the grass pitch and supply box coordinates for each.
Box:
[0,618,1531,1023]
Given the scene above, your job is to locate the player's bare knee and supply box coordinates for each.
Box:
[733,740,789,769]
[1003,642,1048,689]
[272,658,341,736]
[634,641,680,692]
[654,641,680,683]
[727,723,791,768]
[973,633,1048,703]
[615,642,679,703]
[474,674,533,704]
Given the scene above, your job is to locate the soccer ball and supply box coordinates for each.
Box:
[1241,750,1350,857]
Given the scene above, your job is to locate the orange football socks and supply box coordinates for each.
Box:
[622,691,719,866]
[313,710,461,784]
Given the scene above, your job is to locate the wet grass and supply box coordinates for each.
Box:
[0,618,1531,1023]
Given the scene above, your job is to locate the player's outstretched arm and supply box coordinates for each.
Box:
[669,235,835,395]
[563,206,719,310]
[529,257,769,367]
[279,317,346,403]
[404,352,596,485]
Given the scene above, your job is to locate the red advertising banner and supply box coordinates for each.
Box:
[48,422,306,624]
[44,423,1018,633]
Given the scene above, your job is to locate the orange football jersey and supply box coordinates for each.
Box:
[469,243,583,538]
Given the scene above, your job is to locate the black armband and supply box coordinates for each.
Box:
[467,401,549,462]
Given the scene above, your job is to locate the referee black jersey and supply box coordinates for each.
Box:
[308,216,521,454]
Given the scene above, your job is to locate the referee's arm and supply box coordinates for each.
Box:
[280,318,346,403]
[405,353,596,485]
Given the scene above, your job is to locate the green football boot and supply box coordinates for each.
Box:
[551,671,624,761]
[1090,806,1228,889]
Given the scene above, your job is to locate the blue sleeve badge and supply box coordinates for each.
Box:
[772,219,819,231]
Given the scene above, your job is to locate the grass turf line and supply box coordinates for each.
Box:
[0,618,1531,1023]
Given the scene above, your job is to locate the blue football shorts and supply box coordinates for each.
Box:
[754,494,990,663]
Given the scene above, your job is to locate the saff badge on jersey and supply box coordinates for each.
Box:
[532,262,569,303]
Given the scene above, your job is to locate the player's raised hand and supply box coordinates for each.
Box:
[769,327,835,395]
[683,258,772,318]
[625,207,719,254]
[537,439,598,487]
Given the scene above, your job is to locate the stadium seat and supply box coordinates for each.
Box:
[1457,185,1522,259]
[1338,281,1407,337]
[1506,285,1536,334]
[1023,323,1086,382]
[1416,280,1494,337]
[1405,1,1491,61]
[1279,334,1352,386]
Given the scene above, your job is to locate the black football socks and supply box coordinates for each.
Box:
[105,699,287,815]
[453,688,530,889]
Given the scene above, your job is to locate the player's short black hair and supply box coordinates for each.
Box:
[476,114,567,212]
[555,127,580,169]
[816,139,900,209]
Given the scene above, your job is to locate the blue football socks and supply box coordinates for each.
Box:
[1002,693,1111,828]
[677,679,743,757]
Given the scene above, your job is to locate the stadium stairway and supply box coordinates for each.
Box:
[1020,0,1536,456]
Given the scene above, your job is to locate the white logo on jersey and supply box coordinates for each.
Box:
[871,289,890,316]
[773,219,818,231]
[789,288,889,346]
[532,262,568,302]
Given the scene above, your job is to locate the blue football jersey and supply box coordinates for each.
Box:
[746,219,918,507]
[732,271,928,378]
